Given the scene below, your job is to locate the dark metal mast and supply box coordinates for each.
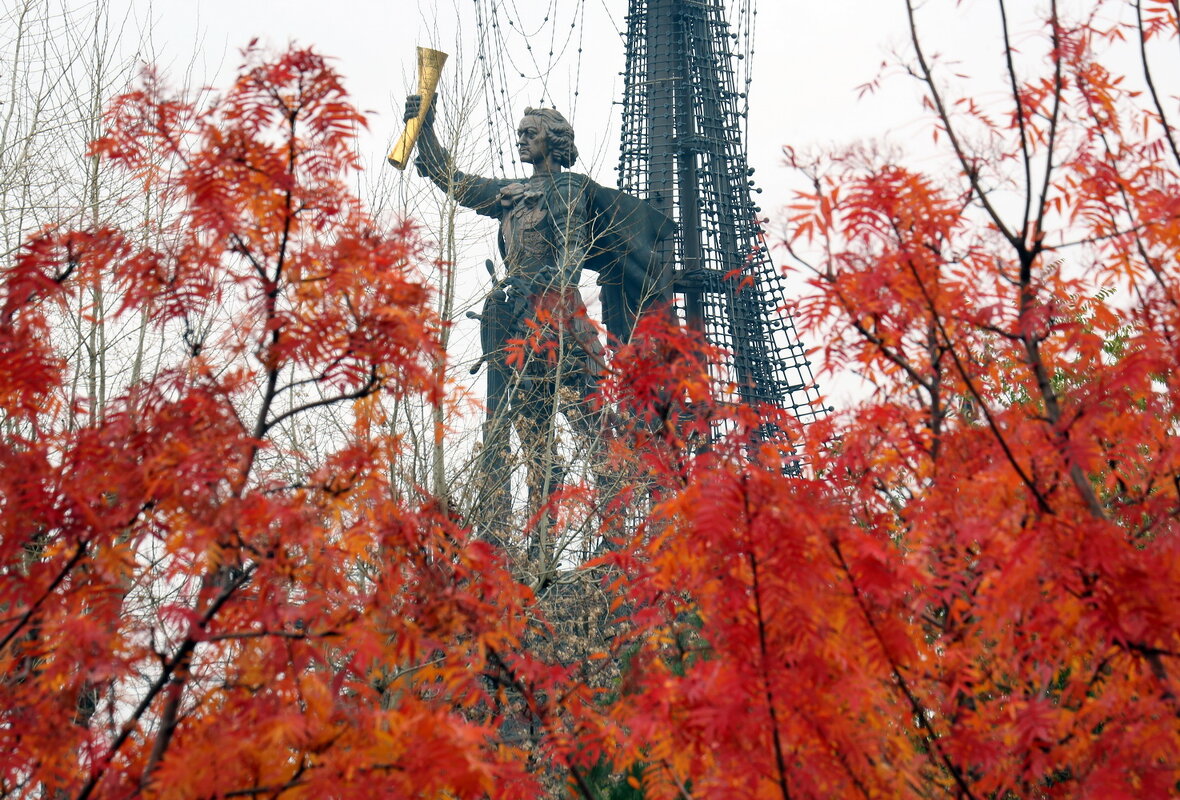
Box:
[617,0,827,426]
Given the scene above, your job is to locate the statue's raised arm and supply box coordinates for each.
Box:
[404,94,508,219]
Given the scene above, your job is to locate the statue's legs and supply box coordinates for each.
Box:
[473,285,623,558]
[511,375,563,565]
[566,385,626,547]
[517,290,625,557]
[515,376,624,559]
[472,285,516,543]
[548,291,628,545]
[474,372,513,544]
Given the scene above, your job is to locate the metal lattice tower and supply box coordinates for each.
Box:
[618,0,827,426]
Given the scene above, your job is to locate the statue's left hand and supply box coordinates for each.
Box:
[528,265,559,294]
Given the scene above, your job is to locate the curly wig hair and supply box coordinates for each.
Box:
[522,107,578,168]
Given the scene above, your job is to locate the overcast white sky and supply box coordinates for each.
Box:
[120,0,1025,220]
[106,0,1146,406]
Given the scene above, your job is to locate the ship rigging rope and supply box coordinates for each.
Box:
[734,0,758,143]
[470,0,758,175]
[473,0,589,177]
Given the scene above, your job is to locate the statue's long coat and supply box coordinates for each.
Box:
[442,169,673,342]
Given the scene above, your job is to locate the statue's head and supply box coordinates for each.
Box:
[519,107,578,168]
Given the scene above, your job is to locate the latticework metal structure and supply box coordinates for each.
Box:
[618,0,827,425]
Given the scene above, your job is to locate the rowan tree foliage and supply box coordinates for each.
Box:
[585,0,1180,797]
[0,46,557,799]
[4,1,1180,798]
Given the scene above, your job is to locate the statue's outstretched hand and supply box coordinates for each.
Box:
[403,95,420,122]
[404,94,437,126]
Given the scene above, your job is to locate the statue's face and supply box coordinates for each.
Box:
[516,116,549,165]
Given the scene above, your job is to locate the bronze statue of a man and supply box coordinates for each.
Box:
[405,94,671,544]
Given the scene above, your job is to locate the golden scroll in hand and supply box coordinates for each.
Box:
[387,46,449,170]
